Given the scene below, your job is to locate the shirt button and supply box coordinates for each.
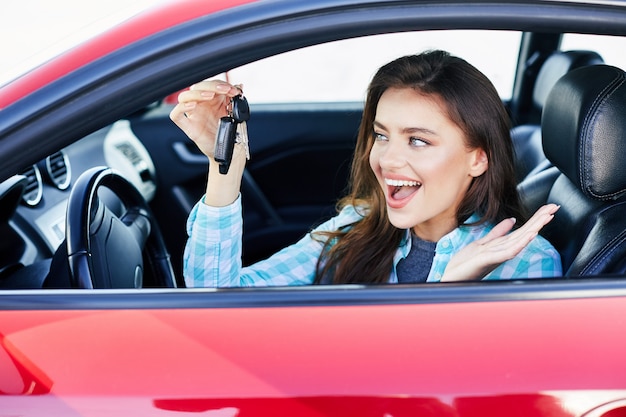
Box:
[442,240,450,248]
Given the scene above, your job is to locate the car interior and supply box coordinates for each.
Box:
[1,30,626,289]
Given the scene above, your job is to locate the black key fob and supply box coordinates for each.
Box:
[214,116,237,174]
[232,95,250,123]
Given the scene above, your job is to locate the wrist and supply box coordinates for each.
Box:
[204,146,247,207]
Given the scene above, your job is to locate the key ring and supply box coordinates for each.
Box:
[226,98,234,116]
[226,85,244,115]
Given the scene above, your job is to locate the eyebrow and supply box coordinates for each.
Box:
[373,121,438,136]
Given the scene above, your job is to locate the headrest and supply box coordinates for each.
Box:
[533,50,604,110]
[542,65,626,200]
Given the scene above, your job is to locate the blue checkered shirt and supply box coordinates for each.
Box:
[184,196,562,287]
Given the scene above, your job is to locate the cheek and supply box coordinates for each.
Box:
[427,149,470,176]
[406,152,444,178]
[369,146,381,174]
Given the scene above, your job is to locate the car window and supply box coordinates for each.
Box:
[226,30,522,103]
[560,33,626,71]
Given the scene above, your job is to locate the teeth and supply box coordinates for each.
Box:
[385,179,421,187]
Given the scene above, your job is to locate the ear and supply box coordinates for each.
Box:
[469,148,488,177]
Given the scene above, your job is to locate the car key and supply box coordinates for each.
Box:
[236,121,250,160]
[213,116,237,174]
[214,94,250,174]
[231,94,250,123]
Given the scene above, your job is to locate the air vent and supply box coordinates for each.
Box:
[20,165,43,206]
[45,150,71,190]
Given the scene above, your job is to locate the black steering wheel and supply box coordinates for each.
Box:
[65,167,176,289]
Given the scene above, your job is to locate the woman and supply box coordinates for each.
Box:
[171,50,561,287]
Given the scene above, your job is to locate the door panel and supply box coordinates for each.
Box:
[2,287,626,415]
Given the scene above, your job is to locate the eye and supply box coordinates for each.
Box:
[373,131,388,142]
[409,137,429,147]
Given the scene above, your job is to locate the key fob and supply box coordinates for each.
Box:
[232,95,250,123]
[214,116,237,174]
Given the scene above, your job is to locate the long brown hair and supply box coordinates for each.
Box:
[314,50,524,284]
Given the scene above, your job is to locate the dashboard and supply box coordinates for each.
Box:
[1,120,157,280]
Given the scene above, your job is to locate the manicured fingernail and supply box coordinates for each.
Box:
[201,91,215,97]
[510,217,517,224]
[216,83,231,91]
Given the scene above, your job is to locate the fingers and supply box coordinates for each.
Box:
[467,204,559,263]
[487,203,560,255]
[169,79,245,155]
[185,80,242,104]
[169,99,192,124]
[171,80,242,121]
[476,217,516,245]
[508,203,559,243]
[480,203,559,244]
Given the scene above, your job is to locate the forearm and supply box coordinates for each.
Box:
[204,144,247,207]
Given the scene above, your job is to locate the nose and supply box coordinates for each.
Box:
[377,138,406,169]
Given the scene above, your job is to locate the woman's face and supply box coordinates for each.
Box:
[369,87,488,241]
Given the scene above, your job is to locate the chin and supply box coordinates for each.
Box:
[385,211,419,231]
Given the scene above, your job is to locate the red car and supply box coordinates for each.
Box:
[2,0,626,415]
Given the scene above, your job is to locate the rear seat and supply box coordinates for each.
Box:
[512,50,604,182]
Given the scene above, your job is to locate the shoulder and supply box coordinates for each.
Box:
[522,233,562,268]
[486,233,562,279]
[443,214,491,249]
[312,204,368,233]
[526,233,559,254]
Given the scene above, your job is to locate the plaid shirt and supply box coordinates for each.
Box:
[184,196,562,287]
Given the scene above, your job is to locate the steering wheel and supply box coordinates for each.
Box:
[65,167,176,289]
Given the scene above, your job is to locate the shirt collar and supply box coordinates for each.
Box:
[397,213,488,256]
[436,213,490,254]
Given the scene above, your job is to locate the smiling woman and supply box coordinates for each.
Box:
[175,50,561,287]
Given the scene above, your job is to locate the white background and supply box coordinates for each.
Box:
[0,0,167,85]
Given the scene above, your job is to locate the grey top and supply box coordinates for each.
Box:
[396,234,437,283]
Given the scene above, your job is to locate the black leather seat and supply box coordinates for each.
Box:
[534,64,626,276]
[512,50,604,182]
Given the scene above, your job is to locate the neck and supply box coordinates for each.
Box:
[411,217,457,242]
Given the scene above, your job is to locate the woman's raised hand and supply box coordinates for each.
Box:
[441,203,560,282]
[169,80,243,158]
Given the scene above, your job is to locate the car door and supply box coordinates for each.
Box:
[3,282,626,416]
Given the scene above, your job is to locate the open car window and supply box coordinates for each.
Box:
[227,30,522,103]
[560,33,626,70]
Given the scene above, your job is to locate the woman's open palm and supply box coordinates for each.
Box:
[441,203,560,281]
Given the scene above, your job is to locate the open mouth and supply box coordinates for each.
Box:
[385,179,422,201]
